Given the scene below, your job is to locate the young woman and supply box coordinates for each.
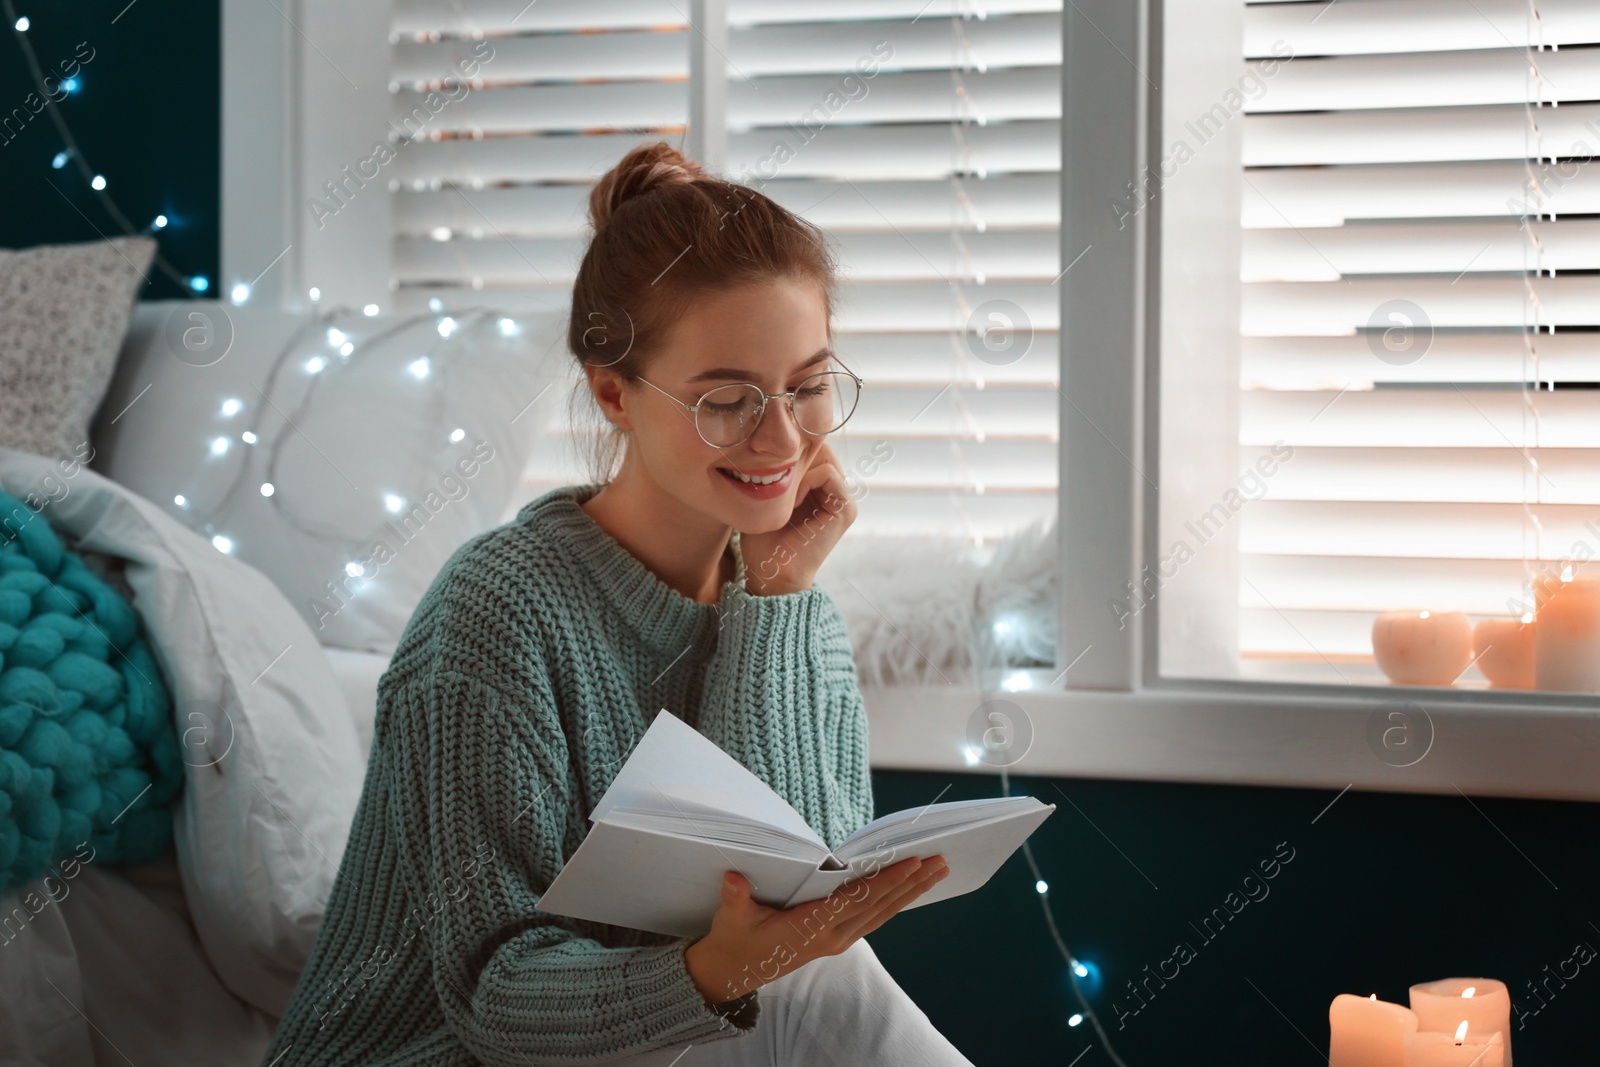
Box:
[263,142,969,1067]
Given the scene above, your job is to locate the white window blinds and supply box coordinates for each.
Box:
[386,0,1062,539]
[1237,0,1600,679]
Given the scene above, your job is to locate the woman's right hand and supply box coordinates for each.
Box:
[683,854,949,1005]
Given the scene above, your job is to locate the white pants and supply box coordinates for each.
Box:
[585,939,975,1067]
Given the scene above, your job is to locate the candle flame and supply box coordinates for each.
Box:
[1454,1021,1469,1043]
[1462,986,1476,999]
[1369,994,1378,1000]
[1419,610,1431,619]
[1561,566,1574,582]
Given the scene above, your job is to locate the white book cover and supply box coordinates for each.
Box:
[535,708,1056,938]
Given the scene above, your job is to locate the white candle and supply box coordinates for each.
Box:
[1330,992,1417,1066]
[1402,1023,1503,1067]
[1472,617,1535,689]
[1409,978,1513,1067]
[1372,610,1473,686]
[1534,572,1600,692]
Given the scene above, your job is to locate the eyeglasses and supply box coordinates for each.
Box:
[635,366,863,449]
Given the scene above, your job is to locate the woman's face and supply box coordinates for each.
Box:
[603,277,833,535]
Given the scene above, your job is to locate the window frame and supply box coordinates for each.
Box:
[1028,0,1600,801]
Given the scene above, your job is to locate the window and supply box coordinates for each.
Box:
[1159,0,1600,693]
[377,0,1063,551]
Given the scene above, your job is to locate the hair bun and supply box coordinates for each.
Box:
[589,141,708,230]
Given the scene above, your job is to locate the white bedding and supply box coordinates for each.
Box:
[0,646,389,1067]
[323,646,390,757]
[0,853,277,1067]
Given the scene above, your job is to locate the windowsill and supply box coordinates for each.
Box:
[859,677,1600,802]
[1237,656,1506,689]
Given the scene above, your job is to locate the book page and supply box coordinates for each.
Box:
[536,820,822,938]
[782,801,1056,912]
[606,803,830,861]
[587,708,823,846]
[838,796,1038,855]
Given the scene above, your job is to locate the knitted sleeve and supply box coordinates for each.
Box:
[696,581,875,855]
[382,656,750,1065]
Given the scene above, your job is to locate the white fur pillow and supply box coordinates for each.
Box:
[816,520,1057,686]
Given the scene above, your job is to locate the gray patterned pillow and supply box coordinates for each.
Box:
[0,236,155,461]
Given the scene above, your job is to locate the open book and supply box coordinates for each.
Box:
[535,708,1056,938]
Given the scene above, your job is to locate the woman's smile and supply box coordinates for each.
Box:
[716,462,798,500]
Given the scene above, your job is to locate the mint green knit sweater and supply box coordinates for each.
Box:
[262,484,875,1066]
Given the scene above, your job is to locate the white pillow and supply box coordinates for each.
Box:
[0,446,365,1018]
[93,301,565,653]
[322,647,388,757]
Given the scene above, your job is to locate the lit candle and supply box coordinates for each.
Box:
[1372,610,1473,686]
[1471,617,1535,689]
[1409,978,1512,1066]
[1533,571,1600,692]
[1330,992,1417,1066]
[1402,1022,1503,1066]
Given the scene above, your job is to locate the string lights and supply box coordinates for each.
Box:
[978,615,1127,1063]
[186,306,517,591]
[5,0,209,293]
[998,763,1130,1066]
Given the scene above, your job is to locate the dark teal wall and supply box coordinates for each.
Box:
[868,769,1600,1065]
[4,5,1597,1064]
[0,0,217,299]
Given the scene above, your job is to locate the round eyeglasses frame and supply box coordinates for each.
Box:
[634,365,865,449]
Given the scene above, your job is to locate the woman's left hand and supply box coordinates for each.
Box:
[739,443,857,596]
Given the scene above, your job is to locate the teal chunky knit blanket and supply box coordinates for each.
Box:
[0,487,182,895]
